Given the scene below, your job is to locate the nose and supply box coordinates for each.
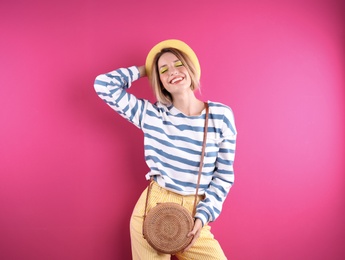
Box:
[170,66,178,75]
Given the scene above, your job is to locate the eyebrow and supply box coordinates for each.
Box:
[159,59,181,69]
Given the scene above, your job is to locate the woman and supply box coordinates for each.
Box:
[94,39,237,259]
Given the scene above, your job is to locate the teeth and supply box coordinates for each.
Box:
[171,77,183,84]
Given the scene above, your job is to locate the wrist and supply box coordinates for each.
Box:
[138,65,147,78]
[194,217,205,227]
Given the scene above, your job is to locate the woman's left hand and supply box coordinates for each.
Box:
[183,218,203,252]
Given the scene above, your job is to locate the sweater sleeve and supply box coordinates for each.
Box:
[93,66,146,129]
[195,106,237,226]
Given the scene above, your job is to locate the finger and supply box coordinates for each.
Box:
[187,223,200,237]
[187,230,195,237]
[183,235,197,252]
[184,229,201,252]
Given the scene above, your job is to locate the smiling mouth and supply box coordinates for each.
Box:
[170,77,184,84]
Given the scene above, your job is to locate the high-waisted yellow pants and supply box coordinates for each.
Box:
[130,181,227,260]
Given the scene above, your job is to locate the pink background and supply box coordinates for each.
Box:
[1,0,344,259]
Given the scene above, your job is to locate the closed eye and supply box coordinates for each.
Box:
[175,61,183,67]
[160,67,168,74]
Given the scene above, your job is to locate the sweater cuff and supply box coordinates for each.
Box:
[194,212,209,227]
[129,66,140,81]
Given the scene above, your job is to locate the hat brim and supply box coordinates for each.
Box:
[145,39,201,80]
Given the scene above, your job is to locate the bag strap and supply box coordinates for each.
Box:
[192,102,209,216]
[143,102,209,233]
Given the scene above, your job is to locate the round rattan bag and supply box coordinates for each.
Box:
[143,202,194,254]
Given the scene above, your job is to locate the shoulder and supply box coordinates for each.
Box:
[208,101,234,118]
[145,101,170,115]
[208,101,237,136]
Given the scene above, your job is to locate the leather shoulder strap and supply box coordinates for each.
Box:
[192,102,209,216]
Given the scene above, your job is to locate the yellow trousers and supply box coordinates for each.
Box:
[130,181,227,260]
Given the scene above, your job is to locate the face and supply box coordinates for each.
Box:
[157,52,192,95]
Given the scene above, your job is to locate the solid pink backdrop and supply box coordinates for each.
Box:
[1,0,344,259]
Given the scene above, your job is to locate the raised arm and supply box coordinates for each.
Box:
[94,66,148,129]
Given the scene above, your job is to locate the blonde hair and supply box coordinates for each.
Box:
[149,48,200,105]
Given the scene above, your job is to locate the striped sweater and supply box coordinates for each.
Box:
[94,66,237,225]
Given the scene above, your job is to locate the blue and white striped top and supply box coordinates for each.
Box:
[94,66,237,225]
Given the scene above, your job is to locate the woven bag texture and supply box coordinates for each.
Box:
[143,202,193,254]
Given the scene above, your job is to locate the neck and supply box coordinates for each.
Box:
[172,92,204,116]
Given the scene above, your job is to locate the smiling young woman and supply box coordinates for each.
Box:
[149,46,200,109]
[94,39,237,259]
